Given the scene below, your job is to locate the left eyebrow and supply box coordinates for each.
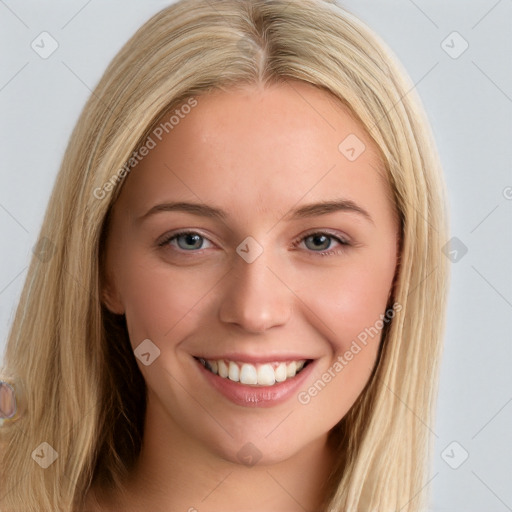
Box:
[285,199,375,225]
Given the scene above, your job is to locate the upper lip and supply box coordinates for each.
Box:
[193,353,316,364]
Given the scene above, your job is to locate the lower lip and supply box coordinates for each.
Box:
[195,359,316,408]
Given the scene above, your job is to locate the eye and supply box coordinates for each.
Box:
[293,231,350,255]
[157,230,350,256]
[158,231,213,251]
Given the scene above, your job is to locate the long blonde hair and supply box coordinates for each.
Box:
[0,0,449,510]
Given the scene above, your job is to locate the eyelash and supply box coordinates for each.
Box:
[157,230,350,256]
[292,230,350,256]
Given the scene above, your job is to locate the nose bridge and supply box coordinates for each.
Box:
[218,240,291,333]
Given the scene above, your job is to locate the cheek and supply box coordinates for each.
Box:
[293,251,396,411]
[116,255,219,347]
[294,264,392,418]
[299,256,395,351]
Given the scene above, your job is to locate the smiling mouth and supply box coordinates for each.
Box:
[194,357,313,386]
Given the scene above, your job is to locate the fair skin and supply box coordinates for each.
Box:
[88,79,399,511]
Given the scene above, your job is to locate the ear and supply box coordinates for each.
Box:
[101,277,125,315]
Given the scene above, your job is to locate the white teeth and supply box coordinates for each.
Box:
[286,361,297,378]
[240,364,258,385]
[228,361,239,382]
[218,360,229,378]
[199,357,309,386]
[257,364,276,386]
[275,362,287,382]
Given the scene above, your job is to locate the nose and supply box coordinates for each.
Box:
[218,246,292,333]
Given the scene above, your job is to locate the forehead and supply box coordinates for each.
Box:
[115,80,395,224]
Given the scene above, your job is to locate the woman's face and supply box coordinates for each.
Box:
[102,80,399,466]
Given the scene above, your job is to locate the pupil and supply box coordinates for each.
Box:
[180,233,202,250]
[308,234,329,251]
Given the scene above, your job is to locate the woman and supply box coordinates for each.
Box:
[0,0,449,510]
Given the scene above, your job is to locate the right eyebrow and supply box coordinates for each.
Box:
[136,201,228,223]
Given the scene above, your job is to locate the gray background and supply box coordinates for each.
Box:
[1,1,511,510]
